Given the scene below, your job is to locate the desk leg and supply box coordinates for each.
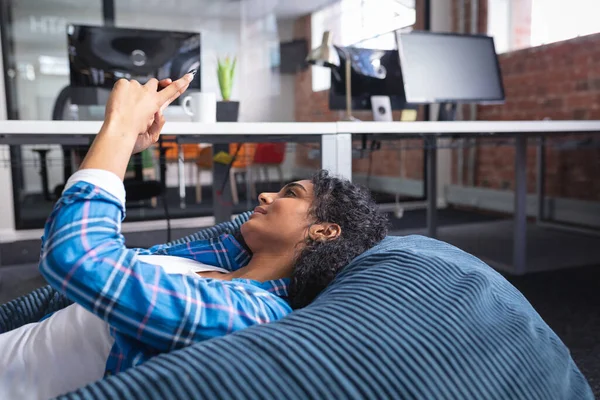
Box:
[133,153,143,181]
[426,137,438,238]
[35,150,51,201]
[321,135,338,175]
[178,145,186,209]
[336,133,352,180]
[514,136,527,275]
[321,133,352,180]
[212,143,234,223]
[536,136,545,223]
[159,147,167,194]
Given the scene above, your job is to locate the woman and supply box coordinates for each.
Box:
[0,73,388,398]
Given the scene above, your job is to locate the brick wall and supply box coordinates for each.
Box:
[474,33,600,200]
[293,1,427,180]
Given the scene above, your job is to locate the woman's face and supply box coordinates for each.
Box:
[240,180,315,252]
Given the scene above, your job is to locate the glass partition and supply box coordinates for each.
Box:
[0,0,339,229]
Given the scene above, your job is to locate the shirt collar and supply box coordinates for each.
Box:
[234,278,290,299]
[159,234,251,272]
[160,234,289,298]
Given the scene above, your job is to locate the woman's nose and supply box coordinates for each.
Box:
[258,192,274,205]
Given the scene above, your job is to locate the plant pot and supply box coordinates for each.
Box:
[217,101,240,122]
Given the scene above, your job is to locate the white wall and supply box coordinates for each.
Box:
[273,18,298,181]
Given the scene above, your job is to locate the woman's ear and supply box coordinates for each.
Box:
[308,223,342,242]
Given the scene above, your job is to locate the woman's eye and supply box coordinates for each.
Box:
[284,189,296,197]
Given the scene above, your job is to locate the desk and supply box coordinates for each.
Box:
[2,120,600,274]
[337,120,600,275]
[0,121,342,225]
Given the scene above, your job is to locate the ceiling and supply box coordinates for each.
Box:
[272,0,341,19]
[165,0,342,20]
[13,0,340,20]
[18,0,342,20]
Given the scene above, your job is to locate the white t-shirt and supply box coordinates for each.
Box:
[0,255,227,400]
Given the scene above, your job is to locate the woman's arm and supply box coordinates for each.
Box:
[39,74,291,351]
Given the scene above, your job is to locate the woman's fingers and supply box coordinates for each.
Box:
[157,78,172,90]
[157,73,193,108]
[149,111,166,142]
[144,78,159,91]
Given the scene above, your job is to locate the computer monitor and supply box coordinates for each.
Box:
[67,24,201,105]
[329,47,412,111]
[396,31,505,104]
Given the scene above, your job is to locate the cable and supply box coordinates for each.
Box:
[366,146,374,189]
[365,139,381,189]
[219,143,244,193]
[162,191,172,242]
[158,137,171,242]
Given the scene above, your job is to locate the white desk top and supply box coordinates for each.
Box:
[337,120,600,134]
[1,120,600,139]
[0,121,337,135]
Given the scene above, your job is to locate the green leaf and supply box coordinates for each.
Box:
[217,54,236,101]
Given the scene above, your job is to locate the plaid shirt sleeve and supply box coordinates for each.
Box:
[39,179,291,352]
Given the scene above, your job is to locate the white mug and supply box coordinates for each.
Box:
[181,92,217,123]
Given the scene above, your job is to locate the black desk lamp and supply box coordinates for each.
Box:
[306,31,357,121]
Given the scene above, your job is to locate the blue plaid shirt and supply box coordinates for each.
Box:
[39,178,291,375]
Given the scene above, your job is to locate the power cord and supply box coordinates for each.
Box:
[218,143,244,196]
[162,191,172,242]
[365,139,381,189]
[158,137,172,242]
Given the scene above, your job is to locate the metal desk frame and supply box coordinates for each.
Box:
[337,120,600,275]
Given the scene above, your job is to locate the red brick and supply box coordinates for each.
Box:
[565,93,598,109]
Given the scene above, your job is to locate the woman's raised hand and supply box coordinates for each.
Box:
[103,73,193,153]
[79,73,194,179]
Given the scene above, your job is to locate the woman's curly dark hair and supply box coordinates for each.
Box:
[288,170,388,309]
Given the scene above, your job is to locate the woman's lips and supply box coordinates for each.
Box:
[253,207,267,215]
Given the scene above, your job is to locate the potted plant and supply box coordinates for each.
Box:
[216,55,239,122]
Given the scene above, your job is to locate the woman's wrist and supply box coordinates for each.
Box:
[79,120,138,180]
[99,116,138,142]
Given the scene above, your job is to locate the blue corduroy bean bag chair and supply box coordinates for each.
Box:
[0,212,593,399]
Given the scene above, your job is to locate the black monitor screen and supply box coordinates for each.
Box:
[67,24,201,90]
[396,31,504,104]
[329,47,411,111]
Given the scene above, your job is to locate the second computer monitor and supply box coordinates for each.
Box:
[396,31,505,104]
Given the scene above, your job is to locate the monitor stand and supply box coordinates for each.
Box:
[438,102,457,121]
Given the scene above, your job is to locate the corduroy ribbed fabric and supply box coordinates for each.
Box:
[0,212,593,399]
